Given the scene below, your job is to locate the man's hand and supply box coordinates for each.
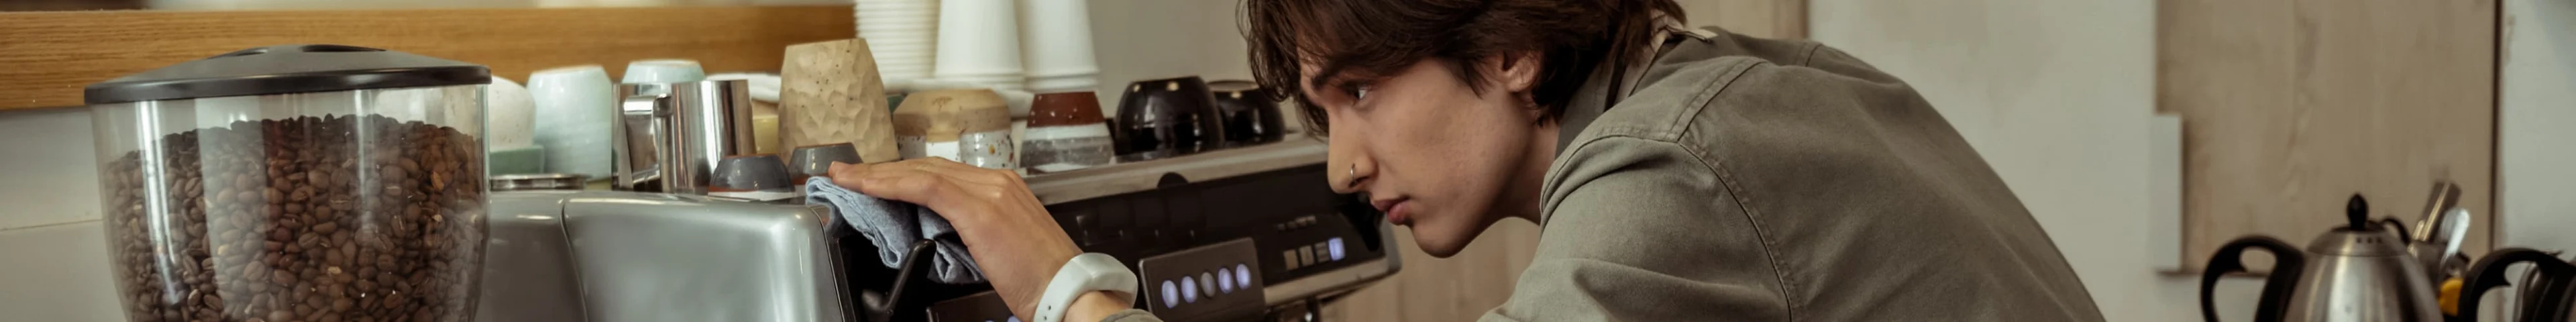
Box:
[829,158,1095,321]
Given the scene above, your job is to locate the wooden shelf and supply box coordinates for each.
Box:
[0,5,854,110]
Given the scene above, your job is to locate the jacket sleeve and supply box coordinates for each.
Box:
[1481,136,1792,321]
[1099,309,1162,322]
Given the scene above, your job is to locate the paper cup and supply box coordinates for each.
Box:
[1018,0,1099,90]
[932,0,1024,79]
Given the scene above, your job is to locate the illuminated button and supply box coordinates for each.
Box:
[1199,272,1218,298]
[1235,264,1252,286]
[1216,268,1235,293]
[1328,237,1346,261]
[1181,276,1199,303]
[1161,280,1179,308]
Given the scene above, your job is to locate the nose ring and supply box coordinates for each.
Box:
[1346,164,1358,189]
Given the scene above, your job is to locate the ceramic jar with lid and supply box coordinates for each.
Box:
[1114,76,1228,160]
[1021,91,1116,173]
[1210,80,1287,146]
[894,89,1018,169]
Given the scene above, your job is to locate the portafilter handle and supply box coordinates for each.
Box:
[865,233,959,322]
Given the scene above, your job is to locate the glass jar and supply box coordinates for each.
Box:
[86,44,492,322]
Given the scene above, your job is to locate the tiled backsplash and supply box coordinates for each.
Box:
[0,107,120,319]
[0,107,105,229]
[0,222,122,321]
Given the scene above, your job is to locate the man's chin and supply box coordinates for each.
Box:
[1409,229,1470,258]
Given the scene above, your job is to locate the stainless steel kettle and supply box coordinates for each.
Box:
[2202,195,2445,321]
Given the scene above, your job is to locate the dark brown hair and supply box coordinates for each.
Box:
[1244,0,1685,134]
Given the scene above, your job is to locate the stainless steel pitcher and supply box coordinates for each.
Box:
[611,79,757,195]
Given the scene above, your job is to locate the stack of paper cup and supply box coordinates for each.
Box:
[857,0,939,83]
[1018,0,1099,93]
[931,0,1024,91]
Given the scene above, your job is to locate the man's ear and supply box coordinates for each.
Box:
[1482,52,1544,93]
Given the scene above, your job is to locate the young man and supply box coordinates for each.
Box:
[828,0,2106,321]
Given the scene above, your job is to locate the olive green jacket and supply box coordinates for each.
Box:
[1110,26,2105,322]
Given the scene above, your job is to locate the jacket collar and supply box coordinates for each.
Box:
[1555,17,1711,152]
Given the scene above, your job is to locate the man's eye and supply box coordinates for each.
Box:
[1342,83,1373,101]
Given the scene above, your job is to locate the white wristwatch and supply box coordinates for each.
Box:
[1034,253,1139,322]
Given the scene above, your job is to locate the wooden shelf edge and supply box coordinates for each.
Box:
[0,5,855,110]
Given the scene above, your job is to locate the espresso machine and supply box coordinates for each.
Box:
[476,140,1399,321]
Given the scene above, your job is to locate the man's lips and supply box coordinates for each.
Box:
[1372,198,1411,225]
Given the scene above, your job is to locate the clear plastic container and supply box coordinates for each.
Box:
[87,44,492,322]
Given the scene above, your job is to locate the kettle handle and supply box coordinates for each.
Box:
[2202,236,2305,322]
[2452,248,2575,322]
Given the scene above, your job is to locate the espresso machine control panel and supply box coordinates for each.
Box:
[857,140,1401,322]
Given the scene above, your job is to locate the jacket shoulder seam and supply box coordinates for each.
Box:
[1674,60,1801,321]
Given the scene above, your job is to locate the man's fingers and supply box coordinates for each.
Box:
[860,158,1020,186]
[831,161,1001,224]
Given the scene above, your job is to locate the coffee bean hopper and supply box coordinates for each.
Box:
[87,44,494,321]
[474,140,1400,322]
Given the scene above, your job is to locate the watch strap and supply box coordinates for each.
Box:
[1035,253,1138,322]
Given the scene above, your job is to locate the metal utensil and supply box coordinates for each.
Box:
[2412,181,2470,281]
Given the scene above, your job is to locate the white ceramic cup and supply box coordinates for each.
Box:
[488,76,539,150]
[527,64,617,179]
[932,0,1024,80]
[621,59,706,84]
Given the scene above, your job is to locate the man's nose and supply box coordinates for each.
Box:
[1327,133,1374,194]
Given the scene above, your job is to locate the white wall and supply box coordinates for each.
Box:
[1807,1,2269,321]
[2502,0,2576,254]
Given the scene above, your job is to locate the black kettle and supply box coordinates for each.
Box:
[2451,248,2575,322]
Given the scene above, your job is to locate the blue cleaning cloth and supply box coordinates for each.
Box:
[804,176,985,284]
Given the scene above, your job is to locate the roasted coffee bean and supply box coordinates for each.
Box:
[103,115,482,321]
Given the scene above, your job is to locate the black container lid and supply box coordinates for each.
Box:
[84,44,491,105]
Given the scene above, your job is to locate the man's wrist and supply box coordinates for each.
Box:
[1063,291,1134,322]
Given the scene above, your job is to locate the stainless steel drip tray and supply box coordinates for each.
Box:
[1027,139,1325,205]
[478,191,849,322]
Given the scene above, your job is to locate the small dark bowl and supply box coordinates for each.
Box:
[712,154,792,192]
[788,143,861,182]
[1209,80,1285,146]
[1114,76,1228,160]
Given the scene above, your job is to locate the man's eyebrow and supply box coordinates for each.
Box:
[1305,58,1354,93]
[1297,59,1354,106]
